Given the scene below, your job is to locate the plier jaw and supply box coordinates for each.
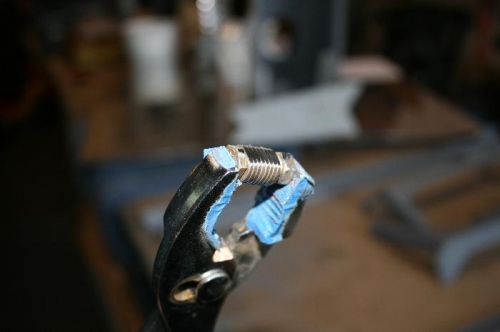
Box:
[141,145,314,332]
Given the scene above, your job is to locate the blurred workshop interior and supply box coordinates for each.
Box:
[2,0,500,331]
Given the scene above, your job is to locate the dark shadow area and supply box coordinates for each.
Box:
[0,106,110,331]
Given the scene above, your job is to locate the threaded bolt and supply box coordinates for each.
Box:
[227,145,295,186]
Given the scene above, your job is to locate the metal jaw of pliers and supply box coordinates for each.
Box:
[140,145,314,332]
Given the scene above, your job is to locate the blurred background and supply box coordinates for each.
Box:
[2,0,500,331]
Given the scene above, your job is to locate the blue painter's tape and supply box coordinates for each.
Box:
[203,177,241,249]
[203,146,240,249]
[202,146,314,248]
[246,168,314,245]
[203,146,237,170]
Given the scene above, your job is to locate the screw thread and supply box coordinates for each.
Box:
[240,146,282,185]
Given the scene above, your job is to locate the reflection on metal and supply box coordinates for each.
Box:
[171,269,231,304]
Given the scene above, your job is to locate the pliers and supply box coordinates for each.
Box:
[140,145,314,332]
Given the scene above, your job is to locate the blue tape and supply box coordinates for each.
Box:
[203,177,241,248]
[203,146,237,170]
[203,147,240,249]
[246,171,314,245]
[202,146,314,248]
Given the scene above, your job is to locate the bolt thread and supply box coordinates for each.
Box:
[240,146,282,185]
